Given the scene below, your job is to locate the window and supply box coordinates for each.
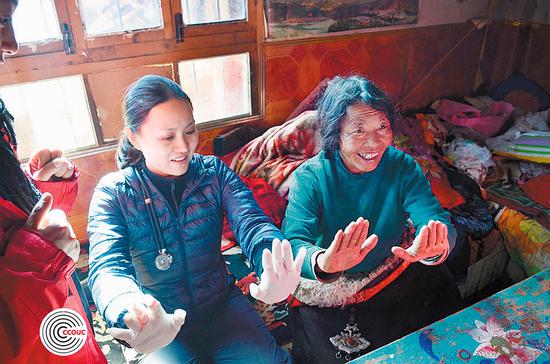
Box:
[178,53,251,125]
[12,0,61,44]
[0,0,259,158]
[78,0,164,37]
[10,0,71,56]
[0,76,97,159]
[181,0,246,25]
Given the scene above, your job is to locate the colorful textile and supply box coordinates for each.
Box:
[414,113,449,148]
[434,99,514,137]
[394,116,465,209]
[350,269,549,364]
[226,110,321,198]
[443,138,495,184]
[519,173,550,208]
[519,161,550,180]
[493,131,550,164]
[486,108,550,163]
[486,180,550,230]
[496,207,550,276]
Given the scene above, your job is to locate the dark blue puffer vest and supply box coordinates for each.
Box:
[87,155,283,326]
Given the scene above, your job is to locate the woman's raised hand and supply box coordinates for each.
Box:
[391,220,449,264]
[316,217,378,274]
[108,295,186,354]
[249,239,306,304]
[29,148,75,181]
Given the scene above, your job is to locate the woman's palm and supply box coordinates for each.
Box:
[317,217,378,273]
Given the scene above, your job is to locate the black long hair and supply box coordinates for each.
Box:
[0,99,41,214]
[117,75,192,169]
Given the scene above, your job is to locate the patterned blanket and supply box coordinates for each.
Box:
[486,180,550,230]
[225,110,321,198]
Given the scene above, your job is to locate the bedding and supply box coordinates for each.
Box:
[495,207,550,276]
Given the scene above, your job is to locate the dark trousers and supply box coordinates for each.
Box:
[142,287,291,364]
[291,263,461,363]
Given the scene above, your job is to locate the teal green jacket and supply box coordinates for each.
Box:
[282,146,456,279]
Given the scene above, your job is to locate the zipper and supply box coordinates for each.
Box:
[169,180,196,309]
[139,173,196,309]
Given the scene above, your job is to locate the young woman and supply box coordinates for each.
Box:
[283,75,461,363]
[0,0,106,362]
[87,75,307,363]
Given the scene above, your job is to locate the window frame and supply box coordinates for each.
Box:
[13,0,71,57]
[0,0,262,157]
[65,0,174,49]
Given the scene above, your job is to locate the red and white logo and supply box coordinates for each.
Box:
[39,308,87,356]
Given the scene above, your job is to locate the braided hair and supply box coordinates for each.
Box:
[0,98,41,214]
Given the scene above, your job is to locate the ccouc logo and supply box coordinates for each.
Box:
[39,308,87,356]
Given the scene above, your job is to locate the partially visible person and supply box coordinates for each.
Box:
[283,75,461,363]
[0,0,106,362]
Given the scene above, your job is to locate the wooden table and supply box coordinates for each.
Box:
[350,269,549,363]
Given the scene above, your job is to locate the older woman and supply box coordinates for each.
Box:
[283,75,461,363]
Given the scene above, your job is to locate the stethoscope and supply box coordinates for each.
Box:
[134,167,174,271]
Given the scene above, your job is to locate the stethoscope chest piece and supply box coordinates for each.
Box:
[155,249,173,270]
[135,167,176,272]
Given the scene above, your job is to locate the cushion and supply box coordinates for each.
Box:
[519,173,550,208]
[435,99,514,138]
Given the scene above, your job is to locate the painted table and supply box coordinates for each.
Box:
[350,269,549,364]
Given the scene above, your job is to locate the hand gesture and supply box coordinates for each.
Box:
[29,148,75,181]
[108,295,186,354]
[391,220,449,264]
[317,217,378,273]
[25,193,80,262]
[249,238,306,304]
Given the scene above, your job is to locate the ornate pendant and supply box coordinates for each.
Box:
[155,250,173,270]
[330,321,370,361]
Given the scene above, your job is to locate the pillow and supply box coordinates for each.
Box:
[494,131,550,164]
[519,174,550,208]
[496,207,550,276]
[435,99,514,137]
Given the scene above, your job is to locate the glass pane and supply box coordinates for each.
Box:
[78,0,163,37]
[0,76,97,159]
[12,0,62,44]
[181,0,246,25]
[178,53,251,124]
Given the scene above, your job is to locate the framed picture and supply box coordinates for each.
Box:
[265,0,419,40]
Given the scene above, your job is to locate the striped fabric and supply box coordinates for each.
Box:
[495,131,550,163]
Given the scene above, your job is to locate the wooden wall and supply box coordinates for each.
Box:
[481,22,550,94]
[262,22,485,125]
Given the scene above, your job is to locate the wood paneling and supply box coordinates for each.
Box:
[480,22,550,96]
[524,24,550,93]
[87,65,174,141]
[262,23,486,124]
